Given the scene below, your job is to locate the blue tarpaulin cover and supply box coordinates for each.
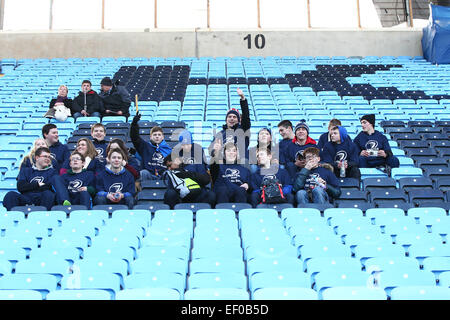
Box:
[422,4,450,64]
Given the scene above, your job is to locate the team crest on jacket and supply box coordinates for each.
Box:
[109,182,123,194]
[30,176,44,184]
[365,140,379,150]
[224,168,242,184]
[151,152,164,165]
[68,179,83,191]
[335,151,348,163]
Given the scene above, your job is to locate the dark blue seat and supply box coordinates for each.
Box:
[174,202,211,212]
[369,189,408,203]
[133,203,170,212]
[215,203,252,212]
[408,189,446,206]
[362,177,397,191]
[398,177,434,192]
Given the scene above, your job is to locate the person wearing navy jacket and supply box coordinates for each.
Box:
[171,129,208,175]
[59,138,104,176]
[210,142,251,204]
[293,147,341,204]
[106,138,140,180]
[277,120,295,166]
[321,126,361,181]
[208,88,251,164]
[317,118,343,151]
[94,148,136,209]
[3,147,57,211]
[130,113,172,180]
[249,148,294,207]
[90,123,108,165]
[58,151,96,208]
[284,120,319,177]
[353,114,400,173]
[42,123,70,172]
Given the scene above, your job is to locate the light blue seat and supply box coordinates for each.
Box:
[69,210,108,225]
[191,244,243,260]
[131,257,187,275]
[124,272,185,293]
[245,243,298,261]
[143,232,191,248]
[138,246,190,261]
[116,288,181,300]
[394,232,443,246]
[321,286,387,300]
[364,256,420,274]
[305,257,362,277]
[14,258,71,279]
[376,269,436,294]
[188,273,247,290]
[61,272,121,295]
[409,243,450,263]
[246,257,303,277]
[323,208,364,221]
[365,208,405,224]
[407,207,447,221]
[314,270,370,293]
[0,274,59,293]
[391,167,423,180]
[46,289,112,300]
[252,287,317,300]
[249,271,311,294]
[354,243,406,262]
[0,289,43,300]
[184,288,249,300]
[189,258,245,275]
[111,209,152,228]
[73,258,129,281]
[390,286,450,300]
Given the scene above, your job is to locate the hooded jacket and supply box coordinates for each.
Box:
[283,136,318,164]
[293,165,341,200]
[353,130,393,159]
[208,98,251,161]
[61,169,96,197]
[130,116,172,176]
[95,165,136,199]
[320,126,360,171]
[17,165,57,194]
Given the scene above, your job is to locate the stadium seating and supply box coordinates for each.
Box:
[0,56,450,300]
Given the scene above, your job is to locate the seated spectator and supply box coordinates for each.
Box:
[72,80,103,120]
[321,126,361,180]
[58,151,96,208]
[284,120,318,176]
[162,153,215,209]
[210,142,251,204]
[130,113,172,180]
[20,138,58,169]
[248,128,280,173]
[106,138,140,181]
[249,148,294,208]
[353,114,400,174]
[3,147,58,211]
[60,138,104,175]
[94,148,136,209]
[98,77,131,118]
[171,129,208,174]
[293,147,341,205]
[277,119,295,165]
[42,123,70,172]
[90,123,108,163]
[317,118,342,151]
[45,85,72,121]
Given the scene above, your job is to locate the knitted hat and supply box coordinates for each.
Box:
[100,77,113,86]
[178,129,193,145]
[226,108,241,123]
[361,114,376,127]
[295,119,309,135]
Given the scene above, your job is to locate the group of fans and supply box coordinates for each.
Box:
[2,87,400,211]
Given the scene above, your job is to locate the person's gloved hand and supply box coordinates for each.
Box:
[132,113,141,125]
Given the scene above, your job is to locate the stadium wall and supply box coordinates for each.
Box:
[0,29,423,59]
